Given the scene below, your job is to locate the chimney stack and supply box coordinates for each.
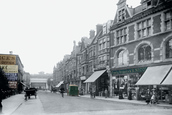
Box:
[89,30,95,39]
[96,24,103,34]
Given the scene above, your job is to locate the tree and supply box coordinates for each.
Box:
[0,68,9,90]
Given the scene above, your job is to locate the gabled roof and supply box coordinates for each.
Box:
[117,0,126,5]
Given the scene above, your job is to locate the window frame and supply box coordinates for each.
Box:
[164,10,172,31]
[116,27,127,45]
[137,18,151,39]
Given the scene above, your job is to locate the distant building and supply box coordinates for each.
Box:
[30,72,52,89]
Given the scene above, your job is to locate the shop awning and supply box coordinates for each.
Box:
[136,65,172,85]
[161,69,172,85]
[84,70,106,83]
[55,81,64,87]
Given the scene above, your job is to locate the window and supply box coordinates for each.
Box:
[166,38,172,59]
[137,19,151,38]
[117,50,128,65]
[118,9,125,22]
[138,44,151,62]
[164,11,172,31]
[116,28,127,45]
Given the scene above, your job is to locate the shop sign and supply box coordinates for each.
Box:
[0,65,18,73]
[8,81,17,89]
[112,67,147,75]
[5,73,18,81]
[0,55,16,65]
[80,76,86,80]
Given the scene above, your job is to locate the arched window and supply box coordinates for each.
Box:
[138,44,151,62]
[166,38,172,59]
[117,50,128,65]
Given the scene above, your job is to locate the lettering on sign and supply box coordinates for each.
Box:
[112,67,147,75]
[0,65,18,73]
[8,81,17,89]
[0,55,16,65]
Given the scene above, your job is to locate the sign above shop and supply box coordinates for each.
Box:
[8,81,17,89]
[112,67,147,75]
[0,65,18,73]
[0,55,16,65]
[5,73,18,81]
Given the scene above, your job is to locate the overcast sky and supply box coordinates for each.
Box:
[0,0,140,74]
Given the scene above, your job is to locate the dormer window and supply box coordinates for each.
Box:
[118,9,125,22]
[147,1,151,6]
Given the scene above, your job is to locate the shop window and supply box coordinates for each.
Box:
[117,50,128,66]
[166,38,172,59]
[138,44,151,62]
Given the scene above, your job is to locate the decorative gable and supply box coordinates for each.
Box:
[115,0,132,23]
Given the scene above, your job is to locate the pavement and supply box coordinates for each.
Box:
[1,92,44,115]
[1,91,172,115]
[80,94,172,108]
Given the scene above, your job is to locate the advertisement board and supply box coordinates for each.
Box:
[5,73,18,81]
[8,81,17,89]
[0,65,18,73]
[0,54,16,65]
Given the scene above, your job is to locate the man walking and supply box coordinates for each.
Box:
[60,85,65,98]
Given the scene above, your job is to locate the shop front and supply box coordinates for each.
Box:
[79,76,86,95]
[112,67,147,100]
[84,69,109,96]
[136,64,172,104]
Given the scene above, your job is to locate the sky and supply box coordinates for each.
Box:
[0,0,140,74]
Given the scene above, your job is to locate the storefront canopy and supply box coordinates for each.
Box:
[55,81,64,87]
[161,69,172,85]
[136,65,172,85]
[84,70,106,83]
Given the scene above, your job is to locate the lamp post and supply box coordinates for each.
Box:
[106,65,112,98]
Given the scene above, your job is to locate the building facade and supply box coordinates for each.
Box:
[0,53,24,93]
[53,0,172,103]
[110,0,172,100]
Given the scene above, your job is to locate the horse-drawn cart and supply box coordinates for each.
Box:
[24,88,37,100]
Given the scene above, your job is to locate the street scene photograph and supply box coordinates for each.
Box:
[0,0,172,115]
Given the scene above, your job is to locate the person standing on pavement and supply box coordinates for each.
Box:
[60,84,65,98]
[0,89,3,114]
[105,89,108,98]
[145,89,151,105]
[89,87,92,98]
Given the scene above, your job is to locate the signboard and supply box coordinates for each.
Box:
[5,73,18,81]
[80,76,86,80]
[0,65,18,73]
[0,55,16,65]
[8,81,17,89]
[112,67,147,75]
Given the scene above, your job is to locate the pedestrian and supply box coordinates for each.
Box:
[60,85,65,98]
[0,89,3,114]
[128,88,132,100]
[145,89,151,105]
[89,87,92,98]
[92,86,96,98]
[105,89,108,98]
[151,93,156,104]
